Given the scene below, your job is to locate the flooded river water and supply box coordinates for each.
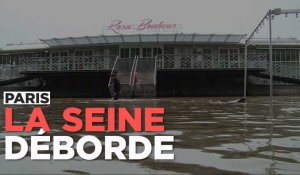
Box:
[0,97,300,174]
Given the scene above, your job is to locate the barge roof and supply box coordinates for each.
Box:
[1,33,246,52]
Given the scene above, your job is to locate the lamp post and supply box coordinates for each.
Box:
[244,8,300,104]
[243,42,248,99]
[268,8,282,104]
[269,10,273,104]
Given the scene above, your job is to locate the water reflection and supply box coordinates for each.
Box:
[0,97,300,174]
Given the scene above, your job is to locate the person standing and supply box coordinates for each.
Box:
[111,74,121,100]
[134,71,138,84]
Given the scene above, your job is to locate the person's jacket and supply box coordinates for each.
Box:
[113,78,121,92]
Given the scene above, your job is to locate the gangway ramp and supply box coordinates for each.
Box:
[0,75,37,86]
[132,57,157,97]
[251,62,300,85]
[252,72,300,85]
[108,56,137,97]
[108,56,157,98]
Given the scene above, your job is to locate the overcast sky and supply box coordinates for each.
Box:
[0,0,299,47]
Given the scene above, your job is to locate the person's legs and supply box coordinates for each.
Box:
[131,84,135,98]
[114,91,120,100]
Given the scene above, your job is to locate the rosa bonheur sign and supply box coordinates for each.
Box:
[103,19,182,34]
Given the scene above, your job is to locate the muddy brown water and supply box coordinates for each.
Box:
[0,97,300,174]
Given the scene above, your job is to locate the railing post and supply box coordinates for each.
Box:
[228,54,231,68]
[92,56,94,70]
[58,57,61,71]
[298,50,300,79]
[238,54,241,68]
[218,54,221,69]
[162,55,164,69]
[175,55,178,69]
[67,56,69,70]
[191,55,194,69]
[108,56,119,87]
[244,43,248,99]
[50,57,52,71]
[154,55,157,85]
[73,57,75,70]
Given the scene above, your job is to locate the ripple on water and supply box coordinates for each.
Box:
[281,107,300,113]
[179,121,218,124]
[205,138,269,152]
[260,151,300,163]
[0,155,182,174]
[121,130,183,136]
[272,136,300,148]
[159,148,300,174]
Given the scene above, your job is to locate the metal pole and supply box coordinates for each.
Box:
[243,42,248,99]
[269,11,273,104]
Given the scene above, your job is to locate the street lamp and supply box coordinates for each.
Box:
[244,8,300,104]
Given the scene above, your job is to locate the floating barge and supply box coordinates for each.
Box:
[0,34,300,97]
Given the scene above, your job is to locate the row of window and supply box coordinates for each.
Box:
[252,49,300,62]
[271,49,299,62]
[0,47,119,59]
[120,48,163,58]
[120,47,239,58]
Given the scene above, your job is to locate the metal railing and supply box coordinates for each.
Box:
[108,56,119,87]
[17,55,118,72]
[270,61,300,79]
[134,57,156,85]
[154,55,157,86]
[2,53,300,83]
[129,56,138,86]
[0,64,21,80]
[156,53,268,69]
[108,57,136,85]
